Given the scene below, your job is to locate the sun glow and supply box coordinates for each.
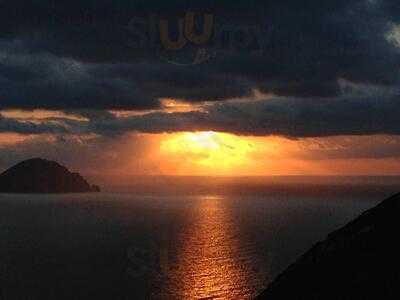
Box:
[160,131,258,174]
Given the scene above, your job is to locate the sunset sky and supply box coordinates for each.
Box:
[1,0,400,177]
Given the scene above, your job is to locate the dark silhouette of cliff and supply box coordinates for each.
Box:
[0,158,100,193]
[257,192,400,299]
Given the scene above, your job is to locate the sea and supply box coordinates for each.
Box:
[0,176,398,299]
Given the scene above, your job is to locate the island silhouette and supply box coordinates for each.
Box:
[0,158,100,193]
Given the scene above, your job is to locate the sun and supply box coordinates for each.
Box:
[160,131,256,174]
[180,131,221,150]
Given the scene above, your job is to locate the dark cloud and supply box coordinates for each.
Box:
[0,43,159,110]
[1,77,399,138]
[0,114,70,134]
[3,92,396,138]
[0,0,399,110]
[0,40,252,109]
[82,93,400,138]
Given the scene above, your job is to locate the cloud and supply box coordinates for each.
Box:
[4,90,398,139]
[0,39,253,109]
[82,93,400,138]
[294,135,400,160]
[0,44,160,110]
[0,113,70,134]
[0,0,399,110]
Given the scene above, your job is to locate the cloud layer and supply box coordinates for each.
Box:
[1,91,399,139]
[0,0,399,111]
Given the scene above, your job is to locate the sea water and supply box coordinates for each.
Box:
[0,178,397,299]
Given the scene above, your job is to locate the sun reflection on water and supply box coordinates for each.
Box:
[159,196,265,299]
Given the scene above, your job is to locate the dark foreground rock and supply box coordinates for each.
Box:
[257,192,400,300]
[0,158,100,193]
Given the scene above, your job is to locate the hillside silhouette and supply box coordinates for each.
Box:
[257,192,400,299]
[0,158,100,193]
